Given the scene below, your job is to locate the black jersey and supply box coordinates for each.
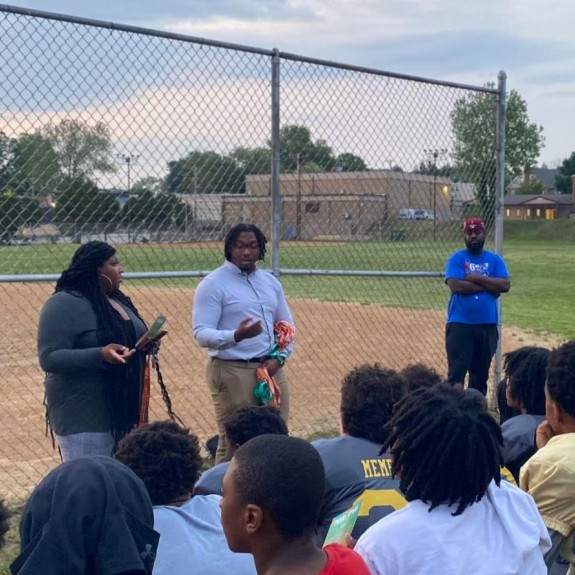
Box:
[312,435,406,544]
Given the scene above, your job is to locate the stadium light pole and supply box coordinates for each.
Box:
[424,148,447,240]
[117,153,139,243]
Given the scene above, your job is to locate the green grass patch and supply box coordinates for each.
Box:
[0,501,24,575]
[2,231,575,339]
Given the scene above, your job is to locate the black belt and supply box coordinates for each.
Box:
[217,356,267,364]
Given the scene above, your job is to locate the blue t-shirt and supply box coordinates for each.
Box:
[445,249,509,324]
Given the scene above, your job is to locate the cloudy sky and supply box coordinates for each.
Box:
[3,0,574,167]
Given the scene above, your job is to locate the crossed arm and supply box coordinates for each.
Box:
[447,274,511,298]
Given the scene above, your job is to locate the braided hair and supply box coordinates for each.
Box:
[503,346,549,415]
[384,384,503,516]
[56,241,144,339]
[56,242,145,442]
[224,224,267,262]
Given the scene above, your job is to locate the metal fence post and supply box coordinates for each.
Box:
[494,70,507,396]
[270,49,281,277]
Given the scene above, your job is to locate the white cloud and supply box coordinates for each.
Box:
[2,0,575,163]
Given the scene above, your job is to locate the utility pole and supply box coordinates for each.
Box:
[296,153,302,240]
[117,153,139,243]
[424,148,447,241]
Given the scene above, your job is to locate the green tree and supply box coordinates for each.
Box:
[277,125,335,172]
[169,151,245,194]
[335,153,367,172]
[230,146,271,174]
[555,152,575,194]
[166,160,185,194]
[10,133,62,195]
[131,177,166,196]
[55,176,119,227]
[44,119,115,178]
[0,189,42,242]
[0,131,13,190]
[515,178,545,195]
[126,190,190,226]
[451,87,544,221]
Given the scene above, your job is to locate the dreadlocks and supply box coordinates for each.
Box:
[224,224,267,262]
[503,346,549,415]
[55,242,145,441]
[56,241,143,342]
[384,384,503,516]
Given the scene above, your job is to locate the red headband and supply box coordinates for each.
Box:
[463,218,485,234]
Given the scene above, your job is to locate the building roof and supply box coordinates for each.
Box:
[531,167,559,190]
[179,194,222,221]
[504,194,573,206]
[245,170,451,185]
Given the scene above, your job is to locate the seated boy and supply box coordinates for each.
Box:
[115,421,256,575]
[220,434,370,575]
[355,385,550,574]
[500,346,549,482]
[195,405,287,496]
[520,341,575,573]
[312,364,406,542]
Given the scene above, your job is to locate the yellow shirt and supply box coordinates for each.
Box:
[520,432,575,572]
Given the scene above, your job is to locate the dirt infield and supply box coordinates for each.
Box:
[0,282,563,498]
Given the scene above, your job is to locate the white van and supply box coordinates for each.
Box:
[399,208,435,220]
[399,208,417,220]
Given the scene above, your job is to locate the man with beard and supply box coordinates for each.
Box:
[192,224,294,463]
[444,218,510,395]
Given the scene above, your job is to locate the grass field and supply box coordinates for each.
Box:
[0,223,573,570]
[1,231,574,338]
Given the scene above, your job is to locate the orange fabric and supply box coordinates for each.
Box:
[256,366,282,408]
[255,321,296,408]
[274,320,296,350]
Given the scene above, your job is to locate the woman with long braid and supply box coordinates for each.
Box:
[38,241,148,461]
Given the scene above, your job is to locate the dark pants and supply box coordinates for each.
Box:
[446,322,499,395]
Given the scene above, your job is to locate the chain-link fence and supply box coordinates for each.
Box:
[0,5,505,499]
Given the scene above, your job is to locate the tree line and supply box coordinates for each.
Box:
[3,90,571,241]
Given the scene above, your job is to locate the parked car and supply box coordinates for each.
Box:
[399,208,435,220]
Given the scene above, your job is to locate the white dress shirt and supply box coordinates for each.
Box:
[192,260,294,360]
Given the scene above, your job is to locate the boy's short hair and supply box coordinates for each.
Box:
[399,363,444,392]
[546,341,575,419]
[233,435,325,540]
[503,346,549,414]
[340,364,405,444]
[115,420,203,506]
[224,405,288,446]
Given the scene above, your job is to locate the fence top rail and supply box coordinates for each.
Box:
[0,3,275,57]
[0,3,499,94]
[278,50,500,94]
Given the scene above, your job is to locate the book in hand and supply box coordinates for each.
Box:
[135,315,167,350]
[322,499,361,547]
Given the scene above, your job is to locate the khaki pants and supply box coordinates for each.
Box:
[206,357,290,463]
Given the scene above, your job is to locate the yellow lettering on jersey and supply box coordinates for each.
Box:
[361,459,372,478]
[377,459,392,477]
[370,460,382,477]
[356,489,407,516]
